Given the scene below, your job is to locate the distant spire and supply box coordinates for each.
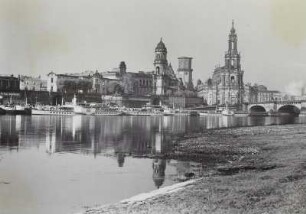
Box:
[160,37,163,42]
[230,20,236,34]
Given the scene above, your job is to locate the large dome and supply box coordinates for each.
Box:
[155,38,167,52]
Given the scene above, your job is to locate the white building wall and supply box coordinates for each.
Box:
[47,73,58,92]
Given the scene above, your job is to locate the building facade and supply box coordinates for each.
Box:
[0,75,20,104]
[42,39,199,107]
[19,75,47,91]
[198,21,244,106]
[123,71,153,96]
[47,71,103,94]
[0,75,20,93]
[243,83,283,103]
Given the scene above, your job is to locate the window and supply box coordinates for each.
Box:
[231,76,235,82]
[51,86,53,92]
[156,67,160,75]
[51,78,53,83]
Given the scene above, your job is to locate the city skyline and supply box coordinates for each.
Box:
[0,0,306,95]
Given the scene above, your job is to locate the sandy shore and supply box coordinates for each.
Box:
[80,124,306,214]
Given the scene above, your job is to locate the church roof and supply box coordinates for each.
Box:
[155,38,167,52]
[167,63,175,75]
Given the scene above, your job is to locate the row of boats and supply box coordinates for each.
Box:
[0,95,236,116]
[0,104,197,116]
[0,104,237,117]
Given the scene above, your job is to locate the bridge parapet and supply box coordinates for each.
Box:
[249,100,306,105]
[276,101,302,105]
[247,100,304,114]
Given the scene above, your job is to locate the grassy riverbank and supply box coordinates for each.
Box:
[82,124,306,214]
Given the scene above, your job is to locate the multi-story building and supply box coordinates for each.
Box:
[0,75,20,104]
[197,21,244,106]
[102,61,126,81]
[47,71,104,94]
[19,75,47,91]
[123,71,153,96]
[0,75,20,93]
[243,84,282,103]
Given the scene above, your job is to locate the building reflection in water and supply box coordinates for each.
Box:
[43,116,175,157]
[1,115,303,155]
[1,114,303,190]
[0,116,19,150]
[46,128,56,154]
[152,159,166,188]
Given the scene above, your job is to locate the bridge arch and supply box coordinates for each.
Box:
[278,105,300,115]
[249,105,267,114]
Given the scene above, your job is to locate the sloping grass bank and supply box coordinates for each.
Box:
[81,124,306,214]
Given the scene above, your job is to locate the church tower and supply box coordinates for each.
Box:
[153,38,168,95]
[225,20,241,70]
[223,20,244,105]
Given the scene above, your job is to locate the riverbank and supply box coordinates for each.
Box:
[81,124,306,214]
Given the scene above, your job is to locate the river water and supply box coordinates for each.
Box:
[0,114,306,214]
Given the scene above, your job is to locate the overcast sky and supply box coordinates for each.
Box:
[0,0,305,94]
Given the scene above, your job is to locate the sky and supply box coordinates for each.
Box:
[0,0,305,94]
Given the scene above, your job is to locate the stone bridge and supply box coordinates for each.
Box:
[247,100,306,115]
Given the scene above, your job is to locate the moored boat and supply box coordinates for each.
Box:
[94,107,123,116]
[31,106,76,115]
[123,108,152,116]
[163,108,175,116]
[221,108,235,116]
[199,112,208,116]
[189,111,200,117]
[221,102,235,116]
[0,105,31,115]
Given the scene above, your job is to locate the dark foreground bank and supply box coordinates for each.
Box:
[80,124,306,214]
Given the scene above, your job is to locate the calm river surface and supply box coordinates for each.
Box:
[1,114,306,214]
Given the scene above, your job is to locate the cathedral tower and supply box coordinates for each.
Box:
[224,20,244,105]
[225,20,241,70]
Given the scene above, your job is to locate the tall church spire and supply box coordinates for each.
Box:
[225,21,240,69]
[231,20,236,34]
